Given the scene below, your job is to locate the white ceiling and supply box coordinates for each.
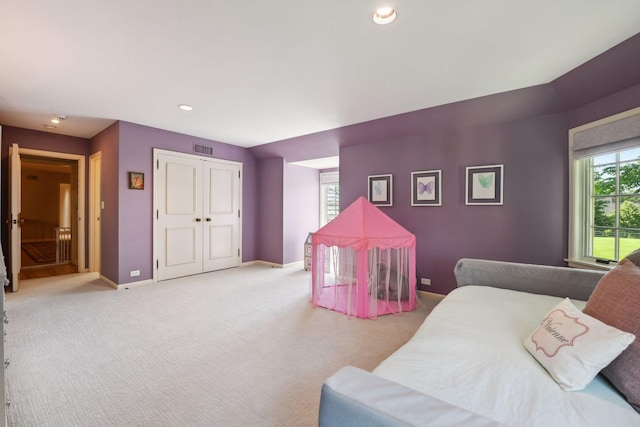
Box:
[1,1,639,148]
[290,156,340,170]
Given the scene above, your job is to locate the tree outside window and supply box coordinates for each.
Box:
[590,151,640,260]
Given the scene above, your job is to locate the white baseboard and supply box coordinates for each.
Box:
[100,275,119,289]
[240,260,260,267]
[99,261,307,289]
[116,279,154,290]
[243,260,304,269]
[417,289,445,298]
[100,275,154,290]
[252,260,284,268]
[284,260,305,268]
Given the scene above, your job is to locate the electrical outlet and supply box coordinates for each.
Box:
[130,270,140,277]
[421,278,431,286]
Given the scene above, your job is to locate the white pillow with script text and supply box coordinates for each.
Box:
[524,298,635,391]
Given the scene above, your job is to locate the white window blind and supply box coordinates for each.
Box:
[572,113,640,158]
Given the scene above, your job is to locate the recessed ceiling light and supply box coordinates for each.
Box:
[373,7,397,25]
[51,114,67,124]
[178,104,193,111]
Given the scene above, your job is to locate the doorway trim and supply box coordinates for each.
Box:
[89,152,101,273]
[15,147,86,273]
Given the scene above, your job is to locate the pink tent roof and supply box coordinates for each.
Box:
[312,196,416,250]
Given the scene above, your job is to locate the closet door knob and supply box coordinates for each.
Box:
[206,218,212,222]
[195,218,202,222]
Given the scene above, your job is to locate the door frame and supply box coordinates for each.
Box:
[152,148,243,283]
[9,143,20,291]
[89,152,101,273]
[11,147,86,278]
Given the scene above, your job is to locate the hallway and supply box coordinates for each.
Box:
[19,244,77,280]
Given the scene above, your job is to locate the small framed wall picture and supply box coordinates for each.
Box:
[129,172,144,190]
[368,174,393,206]
[466,164,503,205]
[411,170,442,206]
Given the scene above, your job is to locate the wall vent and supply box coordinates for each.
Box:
[193,143,214,157]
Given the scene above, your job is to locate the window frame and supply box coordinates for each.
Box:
[320,171,339,227]
[568,107,640,270]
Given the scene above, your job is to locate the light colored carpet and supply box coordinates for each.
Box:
[5,264,443,427]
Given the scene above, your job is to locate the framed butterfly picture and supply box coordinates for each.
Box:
[368,174,393,206]
[411,170,441,206]
[466,164,503,205]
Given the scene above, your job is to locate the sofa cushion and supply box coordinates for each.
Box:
[524,298,635,391]
[583,250,640,412]
[374,286,640,426]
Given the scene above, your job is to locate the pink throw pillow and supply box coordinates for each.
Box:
[583,255,640,413]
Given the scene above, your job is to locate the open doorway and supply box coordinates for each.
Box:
[19,156,79,279]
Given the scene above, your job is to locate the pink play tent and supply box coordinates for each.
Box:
[311,196,417,318]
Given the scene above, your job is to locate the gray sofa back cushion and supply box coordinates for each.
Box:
[454,258,605,301]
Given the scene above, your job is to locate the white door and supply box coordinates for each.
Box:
[157,153,204,281]
[203,161,241,272]
[155,151,241,281]
[9,143,21,291]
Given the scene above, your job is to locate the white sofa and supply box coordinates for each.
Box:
[318,259,640,426]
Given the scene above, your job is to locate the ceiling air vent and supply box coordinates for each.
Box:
[193,143,214,157]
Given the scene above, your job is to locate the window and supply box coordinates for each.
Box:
[585,148,640,261]
[569,108,640,269]
[320,172,339,227]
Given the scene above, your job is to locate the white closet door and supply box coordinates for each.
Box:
[157,153,203,281]
[202,160,241,272]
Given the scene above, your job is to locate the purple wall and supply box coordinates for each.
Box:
[0,126,91,278]
[90,123,120,282]
[565,83,640,129]
[258,158,284,264]
[257,160,319,265]
[2,32,638,289]
[1,127,91,156]
[252,33,640,294]
[283,164,319,264]
[333,77,637,294]
[113,121,259,284]
[250,130,340,161]
[552,33,640,112]
[250,84,565,162]
[340,110,568,294]
[1,121,260,286]
[552,33,640,128]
